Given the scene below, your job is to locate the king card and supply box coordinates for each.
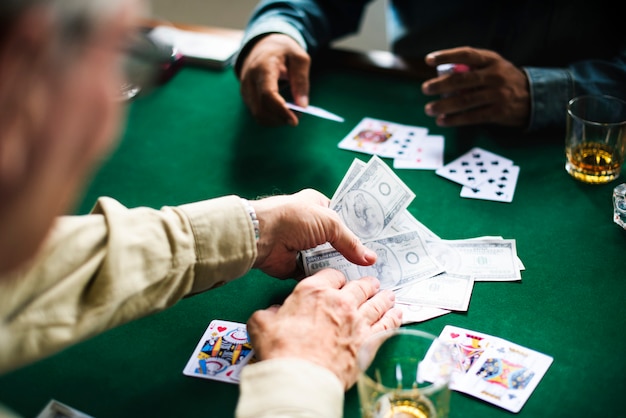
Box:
[183,319,256,384]
[428,325,553,413]
[459,336,553,412]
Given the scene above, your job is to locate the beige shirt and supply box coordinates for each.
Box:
[0,196,343,417]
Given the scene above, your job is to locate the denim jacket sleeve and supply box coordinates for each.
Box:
[234,0,372,75]
[524,47,626,132]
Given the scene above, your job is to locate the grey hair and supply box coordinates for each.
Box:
[0,0,131,46]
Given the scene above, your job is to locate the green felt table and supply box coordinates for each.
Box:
[1,52,625,418]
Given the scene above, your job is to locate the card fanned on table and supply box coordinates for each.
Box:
[422,325,553,413]
[300,155,525,323]
[338,117,444,170]
[183,319,256,384]
[436,147,520,202]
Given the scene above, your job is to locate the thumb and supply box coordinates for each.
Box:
[288,53,310,108]
[328,223,377,266]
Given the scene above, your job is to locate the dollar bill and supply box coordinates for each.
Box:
[331,155,415,240]
[395,272,475,311]
[302,230,443,290]
[330,158,366,204]
[426,238,521,281]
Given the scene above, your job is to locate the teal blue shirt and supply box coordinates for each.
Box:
[236,0,626,132]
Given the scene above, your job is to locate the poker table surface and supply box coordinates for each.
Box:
[1,47,624,418]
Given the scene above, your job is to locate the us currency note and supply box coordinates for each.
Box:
[331,155,415,240]
[426,238,521,281]
[302,230,443,290]
[330,158,365,204]
[395,272,475,311]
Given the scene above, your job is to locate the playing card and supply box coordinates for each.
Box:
[459,335,553,413]
[338,117,428,160]
[460,165,520,203]
[183,319,256,383]
[286,102,344,122]
[36,400,93,418]
[424,325,553,413]
[436,147,514,188]
[393,134,445,170]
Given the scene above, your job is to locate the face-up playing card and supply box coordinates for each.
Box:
[422,325,553,413]
[460,335,553,413]
[460,165,520,203]
[393,134,445,170]
[436,147,514,188]
[183,319,256,384]
[338,117,428,160]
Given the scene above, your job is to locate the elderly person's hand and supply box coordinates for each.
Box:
[422,46,531,128]
[250,189,376,279]
[247,269,402,389]
[238,34,311,126]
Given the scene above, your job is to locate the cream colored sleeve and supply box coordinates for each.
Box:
[0,195,257,375]
[236,358,344,418]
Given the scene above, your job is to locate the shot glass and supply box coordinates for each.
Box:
[357,328,453,418]
[565,95,626,184]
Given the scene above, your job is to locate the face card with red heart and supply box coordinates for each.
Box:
[183,319,256,384]
[432,325,553,413]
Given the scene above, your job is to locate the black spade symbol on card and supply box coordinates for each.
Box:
[473,153,481,158]
[498,184,506,189]
[461,161,469,166]
[496,191,504,196]
[491,160,499,165]
[500,176,508,181]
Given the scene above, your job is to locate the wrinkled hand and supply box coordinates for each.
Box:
[239,34,311,126]
[247,270,402,389]
[421,46,530,128]
[250,189,376,279]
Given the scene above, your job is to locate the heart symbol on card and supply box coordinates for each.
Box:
[217,326,227,332]
[226,370,233,376]
[450,333,460,338]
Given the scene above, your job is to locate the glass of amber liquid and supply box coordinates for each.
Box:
[565,95,626,184]
[357,328,453,418]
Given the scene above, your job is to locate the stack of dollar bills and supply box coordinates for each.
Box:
[300,155,524,323]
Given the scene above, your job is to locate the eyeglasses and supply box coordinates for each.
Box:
[119,29,183,100]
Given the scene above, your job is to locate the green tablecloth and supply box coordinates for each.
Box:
[1,59,624,418]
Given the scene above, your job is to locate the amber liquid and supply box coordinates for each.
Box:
[380,399,433,418]
[566,142,623,184]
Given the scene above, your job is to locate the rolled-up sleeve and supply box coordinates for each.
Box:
[236,358,344,418]
[0,195,257,374]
